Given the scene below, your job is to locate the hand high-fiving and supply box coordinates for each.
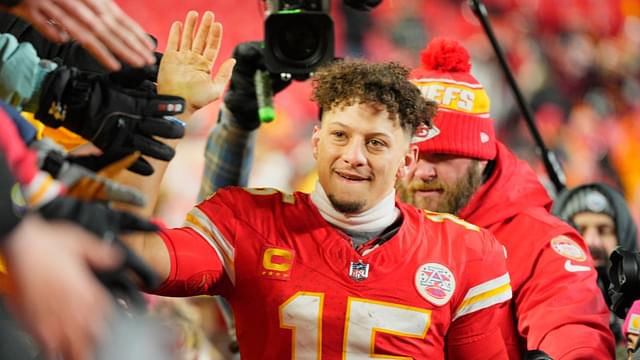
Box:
[5,0,156,71]
[158,11,236,115]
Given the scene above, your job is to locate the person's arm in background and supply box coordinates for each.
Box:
[197,41,291,199]
[0,151,123,360]
[516,231,615,359]
[197,107,256,200]
[114,10,234,282]
[0,0,155,71]
[0,12,161,74]
[2,215,122,360]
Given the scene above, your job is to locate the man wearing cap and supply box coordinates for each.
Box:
[553,183,639,348]
[395,38,614,358]
[554,183,638,273]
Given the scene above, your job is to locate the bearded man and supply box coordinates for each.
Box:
[396,37,614,359]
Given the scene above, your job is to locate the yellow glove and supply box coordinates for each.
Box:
[0,255,15,295]
[66,152,146,206]
[22,112,87,150]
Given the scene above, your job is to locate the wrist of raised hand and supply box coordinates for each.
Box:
[223,91,260,131]
[220,105,259,134]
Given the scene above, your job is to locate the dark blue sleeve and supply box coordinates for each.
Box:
[0,101,36,144]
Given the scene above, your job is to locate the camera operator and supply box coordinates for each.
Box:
[553,182,639,354]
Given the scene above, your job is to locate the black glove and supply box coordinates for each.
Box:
[37,196,162,299]
[608,247,640,319]
[224,41,292,130]
[51,39,162,80]
[38,196,157,237]
[343,0,383,11]
[0,0,22,8]
[108,66,159,95]
[108,34,162,92]
[35,66,186,175]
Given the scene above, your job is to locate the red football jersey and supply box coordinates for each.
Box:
[155,187,512,359]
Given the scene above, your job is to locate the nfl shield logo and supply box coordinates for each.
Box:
[349,261,370,281]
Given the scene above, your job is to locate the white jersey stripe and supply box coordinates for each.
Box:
[188,207,235,259]
[184,222,236,285]
[184,207,236,285]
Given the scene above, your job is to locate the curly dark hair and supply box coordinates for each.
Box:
[311,60,436,134]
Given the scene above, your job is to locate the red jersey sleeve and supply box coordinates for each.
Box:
[514,231,615,359]
[151,189,241,297]
[445,228,512,359]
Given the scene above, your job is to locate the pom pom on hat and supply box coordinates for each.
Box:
[420,37,471,73]
[410,37,497,160]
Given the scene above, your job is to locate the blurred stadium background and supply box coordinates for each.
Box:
[115,0,640,226]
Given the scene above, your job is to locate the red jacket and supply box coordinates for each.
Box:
[458,142,615,359]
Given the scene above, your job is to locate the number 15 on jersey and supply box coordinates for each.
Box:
[280,291,432,359]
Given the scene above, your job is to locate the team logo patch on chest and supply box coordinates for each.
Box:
[415,263,456,306]
[550,235,587,261]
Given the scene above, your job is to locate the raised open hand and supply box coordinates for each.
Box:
[6,0,156,71]
[158,11,235,115]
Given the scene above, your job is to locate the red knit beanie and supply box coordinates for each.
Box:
[410,38,497,160]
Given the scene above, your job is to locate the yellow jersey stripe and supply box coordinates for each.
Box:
[463,272,510,299]
[453,283,512,321]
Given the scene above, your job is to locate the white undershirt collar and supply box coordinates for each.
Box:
[310,181,400,234]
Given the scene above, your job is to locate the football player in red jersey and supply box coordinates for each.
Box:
[397,38,615,359]
[119,11,513,359]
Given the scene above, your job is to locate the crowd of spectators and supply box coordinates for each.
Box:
[127,0,639,231]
